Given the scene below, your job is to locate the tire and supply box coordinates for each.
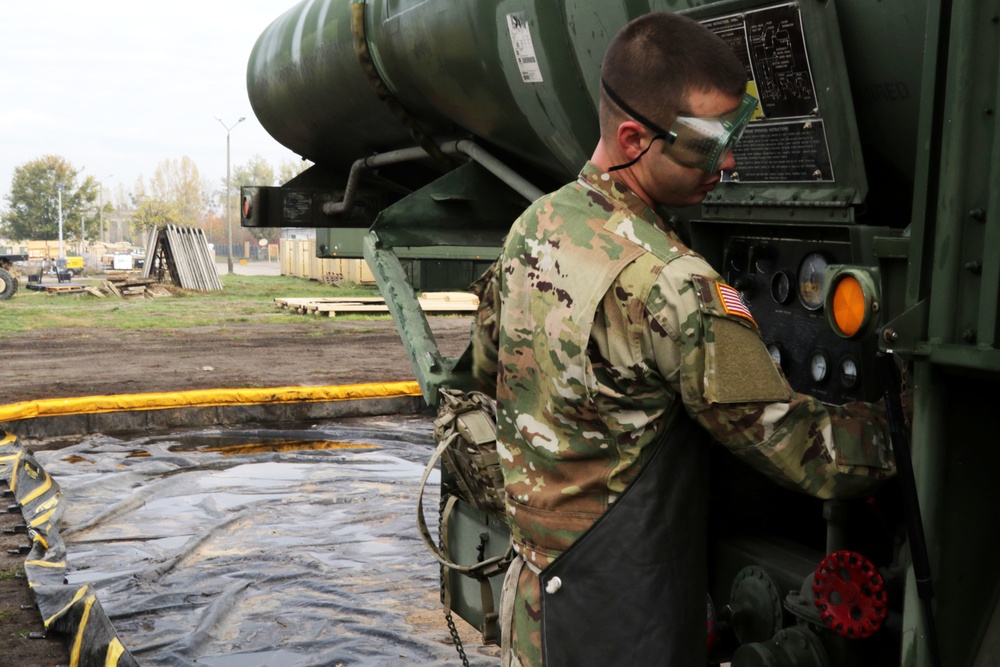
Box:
[0,268,14,300]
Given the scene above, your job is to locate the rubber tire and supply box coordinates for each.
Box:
[0,267,14,300]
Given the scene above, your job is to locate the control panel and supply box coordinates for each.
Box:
[717,226,882,405]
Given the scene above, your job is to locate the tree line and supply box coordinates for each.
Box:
[0,154,308,248]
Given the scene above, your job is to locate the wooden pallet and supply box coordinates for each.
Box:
[25,284,90,295]
[274,292,478,317]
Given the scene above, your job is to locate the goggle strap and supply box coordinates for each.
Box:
[607,134,666,172]
[601,79,676,143]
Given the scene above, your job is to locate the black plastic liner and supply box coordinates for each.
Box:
[4,416,499,666]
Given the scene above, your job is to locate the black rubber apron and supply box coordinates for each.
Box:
[540,412,708,666]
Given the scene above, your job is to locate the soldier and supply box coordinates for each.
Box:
[471,12,894,667]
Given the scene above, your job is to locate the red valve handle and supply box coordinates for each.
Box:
[812,550,887,638]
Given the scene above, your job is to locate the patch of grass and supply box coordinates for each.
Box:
[0,275,382,336]
[0,565,23,581]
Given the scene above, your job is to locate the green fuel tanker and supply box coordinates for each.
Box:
[242,1,1000,665]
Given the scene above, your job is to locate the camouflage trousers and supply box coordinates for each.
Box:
[500,554,543,667]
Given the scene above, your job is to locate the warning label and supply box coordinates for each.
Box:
[507,12,543,83]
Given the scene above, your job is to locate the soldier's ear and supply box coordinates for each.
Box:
[616,120,648,161]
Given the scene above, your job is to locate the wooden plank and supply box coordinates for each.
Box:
[84,286,106,298]
[103,280,123,298]
[418,291,480,305]
[147,285,173,298]
[275,297,386,306]
[314,304,391,317]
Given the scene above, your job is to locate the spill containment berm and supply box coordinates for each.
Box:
[0,381,426,439]
[1,383,499,666]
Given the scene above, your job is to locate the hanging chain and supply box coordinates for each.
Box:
[441,490,471,667]
[446,609,471,667]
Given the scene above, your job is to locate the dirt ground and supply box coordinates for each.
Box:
[0,317,473,406]
[0,315,475,666]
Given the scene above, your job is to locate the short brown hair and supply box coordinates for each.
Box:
[600,13,746,140]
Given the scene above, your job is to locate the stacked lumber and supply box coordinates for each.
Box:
[142,225,223,291]
[98,274,173,299]
[274,292,478,317]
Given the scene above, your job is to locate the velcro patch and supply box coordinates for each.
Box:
[716,282,757,328]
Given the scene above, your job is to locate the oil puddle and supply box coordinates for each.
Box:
[165,434,380,456]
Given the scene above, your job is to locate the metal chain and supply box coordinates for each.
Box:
[440,489,471,667]
[446,610,471,667]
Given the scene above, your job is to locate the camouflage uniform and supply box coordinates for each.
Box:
[472,162,893,666]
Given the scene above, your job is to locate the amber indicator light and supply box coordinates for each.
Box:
[832,275,866,337]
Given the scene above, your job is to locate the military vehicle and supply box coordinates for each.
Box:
[0,253,26,300]
[241,1,998,665]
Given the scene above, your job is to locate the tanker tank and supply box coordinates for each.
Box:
[247,0,926,193]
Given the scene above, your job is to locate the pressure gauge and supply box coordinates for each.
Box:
[840,357,859,389]
[797,252,828,311]
[770,271,792,304]
[809,349,830,383]
[767,343,784,367]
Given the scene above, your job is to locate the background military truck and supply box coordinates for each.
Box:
[240,1,999,666]
[0,253,27,300]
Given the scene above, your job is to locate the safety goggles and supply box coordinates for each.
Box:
[602,80,758,173]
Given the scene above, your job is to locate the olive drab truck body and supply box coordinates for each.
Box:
[241,1,1000,665]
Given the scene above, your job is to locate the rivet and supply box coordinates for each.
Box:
[962,329,977,343]
[970,208,986,222]
[965,260,982,274]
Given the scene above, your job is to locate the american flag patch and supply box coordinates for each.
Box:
[716,282,757,327]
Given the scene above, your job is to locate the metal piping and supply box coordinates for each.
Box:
[322,139,545,218]
[453,138,546,203]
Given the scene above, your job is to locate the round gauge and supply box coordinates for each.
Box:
[770,271,792,304]
[797,252,829,311]
[767,343,784,367]
[810,349,830,383]
[840,357,859,389]
[728,245,748,273]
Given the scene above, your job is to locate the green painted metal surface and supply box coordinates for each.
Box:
[245,0,1000,664]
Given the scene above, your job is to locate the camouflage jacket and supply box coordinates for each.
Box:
[472,162,894,570]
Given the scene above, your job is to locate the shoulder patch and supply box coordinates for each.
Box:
[689,275,792,404]
[691,275,757,329]
[716,282,757,328]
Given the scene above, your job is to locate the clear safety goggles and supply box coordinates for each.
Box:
[603,80,758,173]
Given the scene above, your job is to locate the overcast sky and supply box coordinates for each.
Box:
[0,1,303,205]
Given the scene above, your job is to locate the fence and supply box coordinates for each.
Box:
[279,238,376,285]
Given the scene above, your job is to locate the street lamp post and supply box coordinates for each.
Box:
[215,115,246,275]
[57,184,65,259]
[98,175,113,243]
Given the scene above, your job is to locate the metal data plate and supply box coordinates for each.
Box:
[687,0,868,213]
